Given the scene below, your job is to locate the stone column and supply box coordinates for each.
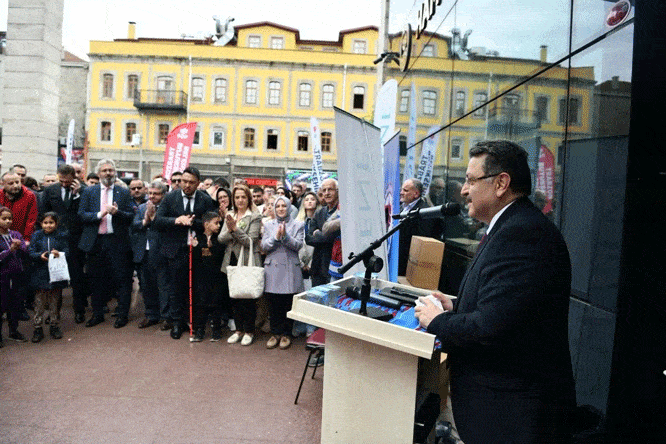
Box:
[2,0,64,178]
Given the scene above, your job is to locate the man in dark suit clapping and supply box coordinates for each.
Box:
[78,159,135,328]
[153,166,215,339]
[415,141,575,443]
[40,164,88,323]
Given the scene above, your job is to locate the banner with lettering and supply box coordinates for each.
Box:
[310,117,324,192]
[415,125,439,194]
[162,122,197,180]
[536,145,555,213]
[373,79,398,148]
[334,107,387,279]
[403,82,417,180]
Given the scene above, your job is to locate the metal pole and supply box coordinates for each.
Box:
[376,0,390,88]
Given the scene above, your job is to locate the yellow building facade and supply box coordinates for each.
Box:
[86,21,594,181]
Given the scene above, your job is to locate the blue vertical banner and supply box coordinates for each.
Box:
[310,117,324,192]
[384,131,401,282]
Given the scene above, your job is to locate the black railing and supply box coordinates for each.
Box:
[134,90,188,113]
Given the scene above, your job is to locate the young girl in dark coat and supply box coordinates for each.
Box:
[189,211,225,342]
[28,212,69,342]
[0,206,28,346]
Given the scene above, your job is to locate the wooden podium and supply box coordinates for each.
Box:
[288,277,446,444]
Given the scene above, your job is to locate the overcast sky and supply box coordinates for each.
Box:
[1,0,634,82]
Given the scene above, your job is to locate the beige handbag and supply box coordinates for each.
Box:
[227,238,264,299]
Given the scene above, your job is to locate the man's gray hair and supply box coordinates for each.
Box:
[149,180,168,194]
[96,158,116,173]
[409,178,424,198]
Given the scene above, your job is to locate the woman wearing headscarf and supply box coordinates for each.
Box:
[261,195,304,349]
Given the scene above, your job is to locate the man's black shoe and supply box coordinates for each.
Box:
[170,323,184,339]
[49,325,63,339]
[74,312,85,324]
[85,316,104,327]
[114,317,129,328]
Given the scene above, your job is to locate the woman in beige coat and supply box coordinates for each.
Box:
[218,184,262,346]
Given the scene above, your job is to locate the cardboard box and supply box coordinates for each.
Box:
[405,236,445,290]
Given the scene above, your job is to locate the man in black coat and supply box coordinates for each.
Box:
[78,159,135,328]
[40,164,88,323]
[397,178,437,277]
[305,178,340,287]
[415,141,575,443]
[153,166,215,339]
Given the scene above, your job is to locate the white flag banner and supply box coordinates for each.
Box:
[65,119,75,164]
[310,117,324,192]
[373,79,398,147]
[416,125,440,195]
[403,82,417,180]
[334,107,388,279]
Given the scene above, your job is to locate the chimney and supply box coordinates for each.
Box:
[612,76,620,89]
[540,45,547,63]
[128,21,136,40]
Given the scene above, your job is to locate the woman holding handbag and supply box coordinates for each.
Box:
[261,195,304,349]
[219,184,262,346]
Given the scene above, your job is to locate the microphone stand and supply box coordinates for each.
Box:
[337,210,419,319]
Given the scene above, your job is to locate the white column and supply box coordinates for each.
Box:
[2,0,64,177]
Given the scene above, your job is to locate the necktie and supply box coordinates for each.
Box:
[99,187,109,234]
[64,188,71,208]
[184,196,193,215]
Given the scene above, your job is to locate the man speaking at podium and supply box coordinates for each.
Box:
[414,141,575,443]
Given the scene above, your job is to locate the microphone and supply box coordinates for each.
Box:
[392,202,461,220]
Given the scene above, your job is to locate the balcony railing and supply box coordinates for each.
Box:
[134,90,188,114]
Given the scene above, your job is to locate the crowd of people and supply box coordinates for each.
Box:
[0,159,341,349]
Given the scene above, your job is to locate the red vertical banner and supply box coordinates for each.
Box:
[536,145,555,213]
[162,122,197,180]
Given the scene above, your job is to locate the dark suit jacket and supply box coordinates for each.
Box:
[131,202,162,264]
[427,197,575,442]
[39,183,85,237]
[397,197,436,276]
[77,184,134,253]
[152,189,215,259]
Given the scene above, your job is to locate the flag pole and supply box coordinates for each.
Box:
[189,241,193,339]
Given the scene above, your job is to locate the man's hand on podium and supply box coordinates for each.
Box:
[414,292,454,329]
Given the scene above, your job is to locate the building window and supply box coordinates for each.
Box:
[473,92,488,117]
[399,89,410,113]
[156,76,173,104]
[321,132,332,152]
[266,129,278,150]
[158,124,170,145]
[353,86,365,109]
[191,77,204,102]
[399,135,407,156]
[423,90,437,115]
[299,83,312,107]
[451,139,463,160]
[297,131,309,151]
[245,80,258,104]
[455,91,466,117]
[271,36,284,49]
[214,78,227,103]
[322,84,335,108]
[504,93,520,118]
[268,81,281,106]
[558,97,580,125]
[352,39,367,54]
[193,125,201,146]
[125,122,136,143]
[422,44,435,57]
[248,35,261,48]
[535,96,549,124]
[102,73,114,98]
[211,128,225,149]
[126,74,139,100]
[244,128,255,148]
[100,121,112,141]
